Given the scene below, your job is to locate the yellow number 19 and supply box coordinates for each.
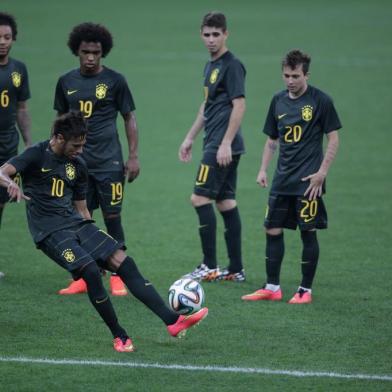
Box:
[79,100,93,118]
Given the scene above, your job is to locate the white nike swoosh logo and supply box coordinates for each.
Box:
[278,113,287,119]
[67,90,78,95]
[41,168,52,172]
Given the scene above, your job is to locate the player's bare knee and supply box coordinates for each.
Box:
[107,249,127,271]
[266,227,283,236]
[190,194,212,207]
[216,199,236,212]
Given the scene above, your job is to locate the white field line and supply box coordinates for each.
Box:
[0,356,391,382]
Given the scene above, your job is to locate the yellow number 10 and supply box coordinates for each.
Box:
[51,178,64,197]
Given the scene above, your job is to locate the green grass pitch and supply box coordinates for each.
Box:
[0,0,391,391]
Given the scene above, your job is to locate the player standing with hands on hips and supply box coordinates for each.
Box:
[242,49,341,304]
[54,23,140,295]
[0,12,32,279]
[179,12,246,283]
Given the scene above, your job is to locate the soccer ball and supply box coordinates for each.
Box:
[168,278,205,315]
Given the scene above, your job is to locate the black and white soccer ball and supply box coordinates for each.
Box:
[168,278,205,315]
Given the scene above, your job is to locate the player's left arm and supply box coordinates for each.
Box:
[16,101,32,148]
[73,199,91,220]
[302,130,339,200]
[122,111,140,183]
[0,163,30,202]
[217,97,246,167]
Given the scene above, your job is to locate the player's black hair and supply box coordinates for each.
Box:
[282,49,311,74]
[67,22,113,57]
[53,111,87,141]
[201,12,227,32]
[0,12,17,40]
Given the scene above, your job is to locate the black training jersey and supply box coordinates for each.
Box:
[263,85,342,195]
[203,51,246,155]
[9,141,90,244]
[0,58,31,160]
[53,67,135,172]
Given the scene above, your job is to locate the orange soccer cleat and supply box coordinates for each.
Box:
[113,337,135,352]
[241,287,282,301]
[58,278,87,295]
[167,307,209,338]
[288,289,312,304]
[110,275,128,296]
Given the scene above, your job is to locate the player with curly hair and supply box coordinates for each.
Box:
[54,23,139,295]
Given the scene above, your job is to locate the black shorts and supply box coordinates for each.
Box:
[39,222,123,279]
[193,152,240,201]
[264,194,328,231]
[87,171,125,215]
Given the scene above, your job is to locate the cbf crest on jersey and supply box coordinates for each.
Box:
[209,69,220,84]
[302,105,313,122]
[62,249,75,263]
[96,83,108,99]
[65,163,76,180]
[11,72,22,88]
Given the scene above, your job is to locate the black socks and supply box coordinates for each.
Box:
[265,233,285,285]
[300,230,319,289]
[117,256,178,325]
[195,204,217,268]
[220,207,242,272]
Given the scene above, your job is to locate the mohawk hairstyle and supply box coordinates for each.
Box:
[282,49,311,74]
[53,111,88,141]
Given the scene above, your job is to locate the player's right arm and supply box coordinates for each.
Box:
[0,163,30,202]
[179,102,205,162]
[257,137,278,188]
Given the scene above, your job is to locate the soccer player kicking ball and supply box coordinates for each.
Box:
[0,111,208,352]
[242,50,341,304]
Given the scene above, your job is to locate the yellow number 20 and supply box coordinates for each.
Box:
[300,199,318,223]
[284,125,302,143]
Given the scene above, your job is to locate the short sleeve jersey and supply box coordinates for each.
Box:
[53,67,135,172]
[263,85,342,195]
[0,58,31,160]
[9,141,90,244]
[203,51,246,155]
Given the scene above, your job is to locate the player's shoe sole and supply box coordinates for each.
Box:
[167,307,209,338]
[241,288,282,301]
[58,278,88,295]
[113,337,135,352]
